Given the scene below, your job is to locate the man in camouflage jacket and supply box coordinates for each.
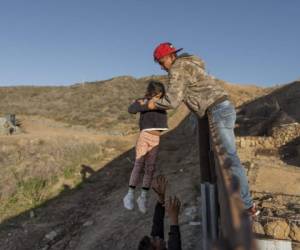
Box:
[148,42,258,215]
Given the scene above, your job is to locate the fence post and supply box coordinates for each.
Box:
[199,116,219,249]
[198,116,212,182]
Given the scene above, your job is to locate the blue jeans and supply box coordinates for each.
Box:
[209,100,253,209]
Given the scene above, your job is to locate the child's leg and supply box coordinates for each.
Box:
[136,135,159,213]
[124,132,150,210]
[129,132,149,187]
[142,135,160,189]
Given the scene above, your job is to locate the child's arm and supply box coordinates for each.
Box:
[128,99,151,114]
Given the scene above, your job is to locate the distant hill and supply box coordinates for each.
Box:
[0,76,148,133]
[0,75,268,133]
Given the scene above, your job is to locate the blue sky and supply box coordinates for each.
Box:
[0,0,299,86]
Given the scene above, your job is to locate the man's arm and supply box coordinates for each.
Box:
[153,65,188,110]
[128,99,151,114]
[166,196,182,250]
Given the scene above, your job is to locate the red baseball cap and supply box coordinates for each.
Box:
[153,42,183,61]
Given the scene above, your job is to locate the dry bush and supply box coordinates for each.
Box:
[0,138,103,222]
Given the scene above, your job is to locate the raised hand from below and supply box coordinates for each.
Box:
[165,196,181,225]
[152,175,168,204]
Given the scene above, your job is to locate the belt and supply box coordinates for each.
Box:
[207,96,229,114]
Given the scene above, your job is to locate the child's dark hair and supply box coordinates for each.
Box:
[138,236,152,250]
[145,81,165,99]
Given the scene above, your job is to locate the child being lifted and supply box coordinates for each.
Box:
[123,81,168,213]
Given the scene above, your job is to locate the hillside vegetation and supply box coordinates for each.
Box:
[0,76,267,133]
[0,76,146,133]
[3,76,299,250]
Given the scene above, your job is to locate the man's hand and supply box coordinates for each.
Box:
[165,196,181,225]
[152,175,168,204]
[148,99,157,110]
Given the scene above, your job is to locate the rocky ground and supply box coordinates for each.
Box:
[235,81,300,249]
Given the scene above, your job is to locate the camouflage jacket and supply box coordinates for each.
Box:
[155,53,228,118]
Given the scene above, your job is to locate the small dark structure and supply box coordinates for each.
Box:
[0,114,21,135]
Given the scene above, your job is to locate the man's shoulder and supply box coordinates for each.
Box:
[172,54,205,70]
[170,54,206,78]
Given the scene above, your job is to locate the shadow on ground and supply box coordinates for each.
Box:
[235,81,300,137]
[279,136,300,167]
[0,115,201,250]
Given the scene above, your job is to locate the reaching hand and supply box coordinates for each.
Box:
[165,196,181,225]
[152,175,168,204]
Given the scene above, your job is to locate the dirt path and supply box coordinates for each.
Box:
[14,115,134,143]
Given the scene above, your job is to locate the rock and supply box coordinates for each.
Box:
[274,195,284,205]
[30,211,35,218]
[263,140,273,148]
[288,203,300,213]
[274,209,288,217]
[83,220,94,227]
[184,206,198,218]
[240,138,246,148]
[189,221,201,226]
[45,230,58,241]
[284,136,290,143]
[289,224,300,242]
[264,220,290,240]
[252,221,265,235]
[261,201,285,210]
[243,161,255,169]
[261,208,273,217]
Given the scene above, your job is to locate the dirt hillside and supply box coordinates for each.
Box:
[0,77,299,249]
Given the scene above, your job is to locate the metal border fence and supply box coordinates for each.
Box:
[200,115,257,250]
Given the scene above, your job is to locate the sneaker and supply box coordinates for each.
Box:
[123,192,134,210]
[137,195,147,214]
[247,203,260,218]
